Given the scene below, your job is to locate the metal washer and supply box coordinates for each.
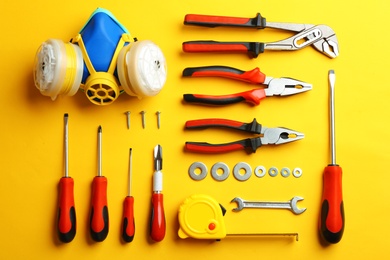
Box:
[211,162,230,181]
[254,165,267,178]
[268,166,279,177]
[293,167,303,178]
[233,162,252,181]
[188,162,208,181]
[280,167,291,178]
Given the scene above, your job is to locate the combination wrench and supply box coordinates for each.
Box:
[231,196,306,215]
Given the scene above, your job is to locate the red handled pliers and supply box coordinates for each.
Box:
[182,13,339,58]
[185,118,304,154]
[183,65,312,106]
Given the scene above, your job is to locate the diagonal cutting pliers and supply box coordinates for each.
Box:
[182,13,339,58]
[185,118,304,154]
[183,66,312,106]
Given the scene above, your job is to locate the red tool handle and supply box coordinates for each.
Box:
[90,176,109,242]
[319,165,344,243]
[183,89,266,106]
[183,66,266,85]
[58,177,76,243]
[186,137,261,154]
[184,13,266,29]
[150,193,166,242]
[122,196,135,242]
[185,118,261,134]
[182,41,264,58]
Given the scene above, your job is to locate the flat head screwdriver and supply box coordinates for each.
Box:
[90,126,109,242]
[150,145,166,242]
[121,148,135,242]
[319,70,344,244]
[58,113,76,243]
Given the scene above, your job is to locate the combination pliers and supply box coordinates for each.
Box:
[183,13,339,58]
[185,118,304,154]
[183,66,312,106]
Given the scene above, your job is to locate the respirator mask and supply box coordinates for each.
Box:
[33,8,167,105]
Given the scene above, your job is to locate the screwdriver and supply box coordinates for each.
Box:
[319,70,345,244]
[58,113,76,243]
[121,148,135,242]
[90,125,109,242]
[150,145,166,242]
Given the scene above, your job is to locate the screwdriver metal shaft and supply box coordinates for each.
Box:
[319,70,345,244]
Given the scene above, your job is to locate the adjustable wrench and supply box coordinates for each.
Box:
[231,196,306,215]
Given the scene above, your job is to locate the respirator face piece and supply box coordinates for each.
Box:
[33,8,167,105]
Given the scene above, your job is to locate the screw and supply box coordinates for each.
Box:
[125,111,131,129]
[156,111,161,129]
[140,111,146,129]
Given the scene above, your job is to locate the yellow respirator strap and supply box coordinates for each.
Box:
[71,33,132,105]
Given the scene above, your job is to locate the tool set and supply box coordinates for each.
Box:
[50,9,341,245]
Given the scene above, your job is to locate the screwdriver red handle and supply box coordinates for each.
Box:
[183,66,266,85]
[319,165,344,243]
[183,89,266,106]
[182,41,264,58]
[58,177,76,243]
[90,176,109,242]
[122,196,135,242]
[184,13,266,29]
[150,193,166,242]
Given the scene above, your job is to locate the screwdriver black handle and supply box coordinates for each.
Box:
[90,176,109,242]
[319,164,344,243]
[58,177,76,243]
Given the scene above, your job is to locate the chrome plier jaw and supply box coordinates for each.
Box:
[264,77,313,96]
[261,127,305,145]
[265,23,339,58]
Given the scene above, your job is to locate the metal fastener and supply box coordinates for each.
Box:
[233,162,252,181]
[156,111,161,129]
[125,111,131,129]
[189,162,208,181]
[140,111,146,129]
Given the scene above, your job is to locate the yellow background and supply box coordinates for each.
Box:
[1,0,389,259]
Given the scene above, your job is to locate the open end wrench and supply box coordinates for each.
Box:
[231,196,306,215]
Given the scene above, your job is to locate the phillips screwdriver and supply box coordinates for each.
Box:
[319,70,344,244]
[150,145,166,242]
[58,113,76,243]
[121,148,135,242]
[90,126,109,242]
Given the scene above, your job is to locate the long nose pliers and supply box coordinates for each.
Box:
[183,65,312,106]
[185,118,304,154]
[183,13,339,59]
